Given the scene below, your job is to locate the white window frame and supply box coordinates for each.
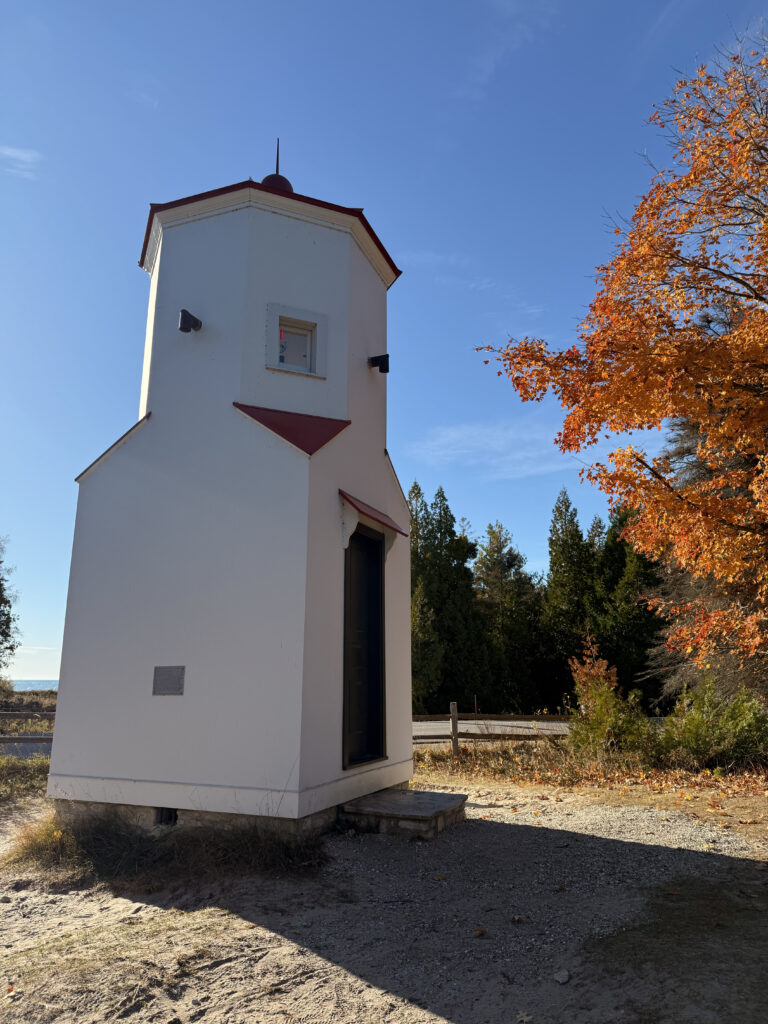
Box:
[265,303,328,378]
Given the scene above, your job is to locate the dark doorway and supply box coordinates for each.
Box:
[343,525,385,768]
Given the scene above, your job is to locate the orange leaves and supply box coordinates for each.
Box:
[486,42,768,666]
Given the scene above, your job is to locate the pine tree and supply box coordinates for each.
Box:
[539,490,593,706]
[407,484,486,712]
[474,522,543,712]
[410,577,442,713]
[591,508,663,702]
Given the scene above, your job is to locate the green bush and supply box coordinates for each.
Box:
[0,676,14,701]
[566,639,768,772]
[661,679,768,769]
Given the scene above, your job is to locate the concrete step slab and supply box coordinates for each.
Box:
[340,788,467,839]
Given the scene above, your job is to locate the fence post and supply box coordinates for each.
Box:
[450,701,459,756]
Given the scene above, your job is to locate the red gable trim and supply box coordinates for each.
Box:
[139,179,401,282]
[339,489,408,537]
[234,403,350,456]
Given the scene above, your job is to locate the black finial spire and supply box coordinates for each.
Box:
[261,138,293,193]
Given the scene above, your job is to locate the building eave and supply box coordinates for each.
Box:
[339,489,408,537]
[139,179,401,288]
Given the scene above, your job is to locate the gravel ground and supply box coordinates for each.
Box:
[2,783,768,1023]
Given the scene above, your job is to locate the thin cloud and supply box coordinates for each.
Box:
[399,251,502,293]
[455,0,558,100]
[409,421,575,480]
[125,88,159,109]
[434,273,499,292]
[0,146,42,179]
[409,419,661,481]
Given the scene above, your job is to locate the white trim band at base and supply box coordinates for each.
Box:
[47,758,413,820]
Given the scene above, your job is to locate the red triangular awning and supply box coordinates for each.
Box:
[339,489,408,536]
[234,403,350,455]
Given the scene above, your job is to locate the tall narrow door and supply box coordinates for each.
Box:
[343,526,385,767]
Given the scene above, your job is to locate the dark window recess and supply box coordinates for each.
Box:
[343,525,386,768]
[153,666,185,695]
[155,807,178,826]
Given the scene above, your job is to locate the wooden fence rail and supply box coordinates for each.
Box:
[0,711,56,723]
[413,712,571,723]
[413,705,570,748]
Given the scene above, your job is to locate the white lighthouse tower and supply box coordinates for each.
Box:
[48,166,413,829]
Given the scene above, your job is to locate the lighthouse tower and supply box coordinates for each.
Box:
[48,168,412,828]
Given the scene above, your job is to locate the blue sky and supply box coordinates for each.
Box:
[2,1,764,679]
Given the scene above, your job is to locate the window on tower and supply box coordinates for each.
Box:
[265,303,327,378]
[278,317,316,373]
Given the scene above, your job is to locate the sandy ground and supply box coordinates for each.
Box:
[2,781,768,1024]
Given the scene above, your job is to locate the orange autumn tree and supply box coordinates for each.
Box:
[489,41,768,669]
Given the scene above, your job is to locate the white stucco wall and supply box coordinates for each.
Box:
[49,406,311,816]
[50,185,410,819]
[141,200,355,426]
[297,242,411,814]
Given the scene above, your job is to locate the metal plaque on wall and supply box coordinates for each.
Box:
[152,665,185,695]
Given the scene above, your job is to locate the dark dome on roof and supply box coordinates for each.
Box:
[260,172,294,193]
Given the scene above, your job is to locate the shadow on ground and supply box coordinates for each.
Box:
[112,811,768,1024]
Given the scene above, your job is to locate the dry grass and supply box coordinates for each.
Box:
[0,717,55,735]
[414,738,768,796]
[0,755,50,809]
[0,688,57,712]
[3,808,327,888]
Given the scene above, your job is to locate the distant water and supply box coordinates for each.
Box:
[12,680,58,691]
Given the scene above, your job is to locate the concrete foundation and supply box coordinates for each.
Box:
[53,786,467,842]
[53,799,338,839]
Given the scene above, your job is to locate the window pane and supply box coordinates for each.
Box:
[280,328,309,369]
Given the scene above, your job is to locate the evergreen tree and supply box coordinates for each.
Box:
[474,522,544,712]
[407,483,486,712]
[408,482,665,714]
[410,577,442,713]
[590,508,663,702]
[540,489,593,707]
[407,481,429,584]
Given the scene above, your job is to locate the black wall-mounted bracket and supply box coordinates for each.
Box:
[178,309,203,333]
[368,353,390,373]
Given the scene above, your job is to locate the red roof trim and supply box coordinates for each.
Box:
[139,179,401,281]
[75,412,152,483]
[234,403,350,456]
[339,489,408,537]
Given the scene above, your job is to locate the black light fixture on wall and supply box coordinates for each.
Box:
[178,309,203,333]
[368,353,389,373]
